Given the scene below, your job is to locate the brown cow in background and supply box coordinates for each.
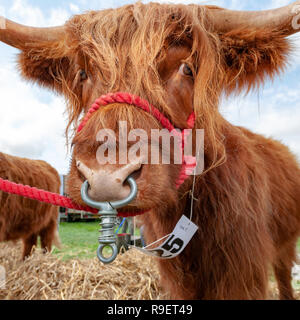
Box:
[0,152,60,259]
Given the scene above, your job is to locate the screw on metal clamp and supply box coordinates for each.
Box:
[80,176,138,264]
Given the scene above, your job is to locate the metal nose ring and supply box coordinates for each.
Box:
[80,176,138,264]
[80,176,138,211]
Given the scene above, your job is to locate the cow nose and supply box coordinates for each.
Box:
[76,161,141,202]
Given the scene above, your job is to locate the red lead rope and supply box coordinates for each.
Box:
[0,92,197,216]
[0,178,145,217]
[0,178,97,213]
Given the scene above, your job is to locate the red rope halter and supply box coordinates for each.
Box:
[77,92,197,188]
[0,92,197,216]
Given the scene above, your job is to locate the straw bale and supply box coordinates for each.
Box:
[0,241,163,300]
[0,241,299,300]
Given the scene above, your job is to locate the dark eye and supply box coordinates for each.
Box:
[179,63,193,77]
[79,70,88,81]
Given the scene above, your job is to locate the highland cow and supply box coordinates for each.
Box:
[0,152,60,259]
[0,2,300,299]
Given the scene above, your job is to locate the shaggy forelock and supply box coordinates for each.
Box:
[65,3,217,126]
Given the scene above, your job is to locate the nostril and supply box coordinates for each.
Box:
[76,160,89,183]
[130,165,143,181]
[76,161,84,180]
[78,170,86,183]
[118,163,143,186]
[115,167,142,186]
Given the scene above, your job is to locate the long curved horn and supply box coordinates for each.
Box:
[0,17,65,49]
[207,0,300,35]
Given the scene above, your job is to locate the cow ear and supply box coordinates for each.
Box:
[17,41,72,93]
[220,29,292,94]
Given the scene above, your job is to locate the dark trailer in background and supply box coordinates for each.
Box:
[59,174,96,222]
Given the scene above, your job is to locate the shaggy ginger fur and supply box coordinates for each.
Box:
[0,152,61,259]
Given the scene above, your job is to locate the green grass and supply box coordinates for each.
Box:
[53,220,140,260]
[53,221,100,260]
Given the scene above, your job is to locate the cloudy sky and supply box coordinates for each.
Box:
[0,0,299,174]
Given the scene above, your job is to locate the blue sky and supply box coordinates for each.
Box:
[0,0,299,174]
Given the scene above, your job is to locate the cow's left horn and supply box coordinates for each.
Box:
[206,0,300,35]
[0,17,65,49]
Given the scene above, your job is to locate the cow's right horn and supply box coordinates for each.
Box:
[0,17,66,49]
[207,0,300,36]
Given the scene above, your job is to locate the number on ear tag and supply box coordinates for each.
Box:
[132,215,198,259]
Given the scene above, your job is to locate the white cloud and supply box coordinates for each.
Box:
[220,85,300,161]
[269,0,291,9]
[48,8,72,26]
[0,64,69,174]
[7,0,71,27]
[70,3,80,13]
[0,5,5,16]
[8,0,44,26]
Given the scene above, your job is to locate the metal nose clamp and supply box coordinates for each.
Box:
[80,176,138,264]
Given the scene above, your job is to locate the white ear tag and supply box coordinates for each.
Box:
[131,215,198,259]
